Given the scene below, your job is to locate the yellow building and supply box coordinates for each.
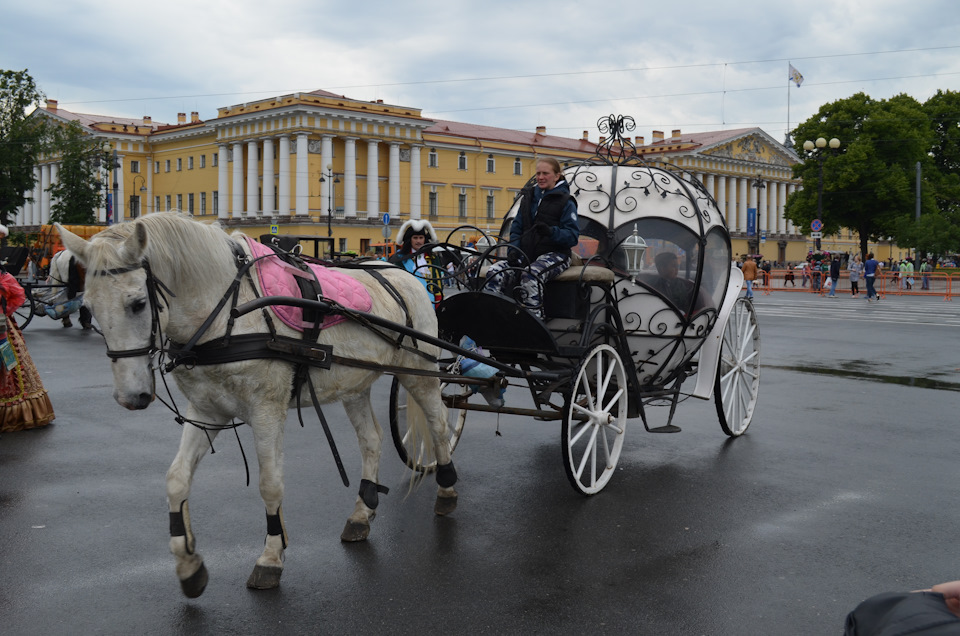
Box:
[20,92,597,254]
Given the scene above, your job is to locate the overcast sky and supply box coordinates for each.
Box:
[4,0,959,145]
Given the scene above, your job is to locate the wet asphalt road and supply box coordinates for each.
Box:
[2,292,960,635]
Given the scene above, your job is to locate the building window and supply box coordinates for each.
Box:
[458,192,467,218]
[428,191,438,218]
[212,153,218,167]
[154,195,160,212]
[486,192,495,219]
[165,195,171,211]
[130,195,140,219]
[458,152,467,171]
[199,155,206,169]
[212,191,218,215]
[188,156,194,170]
[176,158,182,172]
[486,155,495,173]
[165,160,170,173]
[130,160,140,174]
[177,194,183,210]
[338,238,348,253]
[188,193,195,213]
[200,192,207,214]
[514,158,522,176]
[428,149,438,168]
[154,161,160,174]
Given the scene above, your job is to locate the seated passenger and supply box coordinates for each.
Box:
[648,251,710,314]
[483,157,579,319]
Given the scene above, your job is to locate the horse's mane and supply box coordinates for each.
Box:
[85,213,239,295]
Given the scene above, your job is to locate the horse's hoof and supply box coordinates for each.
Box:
[180,562,209,598]
[246,564,283,590]
[434,492,458,516]
[340,520,370,542]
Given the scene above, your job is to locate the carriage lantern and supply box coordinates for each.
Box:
[621,223,647,276]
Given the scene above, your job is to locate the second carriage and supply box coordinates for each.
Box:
[388,116,761,495]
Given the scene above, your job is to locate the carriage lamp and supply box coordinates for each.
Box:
[622,224,647,276]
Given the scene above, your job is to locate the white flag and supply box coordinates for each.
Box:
[789,64,804,87]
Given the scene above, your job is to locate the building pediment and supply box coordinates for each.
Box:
[701,132,795,167]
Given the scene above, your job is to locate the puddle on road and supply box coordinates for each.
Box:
[764,363,960,392]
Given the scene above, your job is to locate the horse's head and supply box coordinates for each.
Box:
[58,222,163,410]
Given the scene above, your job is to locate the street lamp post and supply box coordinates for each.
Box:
[751,172,765,256]
[131,175,147,218]
[319,163,340,238]
[802,137,840,252]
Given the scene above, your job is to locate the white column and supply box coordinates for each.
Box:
[705,173,715,202]
[49,162,59,219]
[366,139,379,219]
[717,175,727,228]
[777,181,787,233]
[262,137,275,216]
[320,135,333,218]
[410,145,421,219]
[787,184,797,234]
[343,137,357,218]
[246,140,259,216]
[40,164,51,223]
[231,142,244,218]
[388,143,400,216]
[757,179,767,236]
[217,144,229,219]
[146,159,153,215]
[31,167,41,225]
[278,135,291,217]
[23,173,34,225]
[295,133,308,216]
[738,177,748,233]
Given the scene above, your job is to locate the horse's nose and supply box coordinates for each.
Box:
[115,390,154,410]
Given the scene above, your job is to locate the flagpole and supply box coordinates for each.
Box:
[786,61,792,145]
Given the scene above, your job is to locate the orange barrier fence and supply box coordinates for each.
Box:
[755,269,954,300]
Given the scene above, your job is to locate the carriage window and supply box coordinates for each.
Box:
[609,219,715,313]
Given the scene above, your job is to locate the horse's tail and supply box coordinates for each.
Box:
[400,377,448,477]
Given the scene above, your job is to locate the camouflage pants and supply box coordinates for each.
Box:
[483,251,571,317]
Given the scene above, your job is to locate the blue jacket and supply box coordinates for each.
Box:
[508,180,579,259]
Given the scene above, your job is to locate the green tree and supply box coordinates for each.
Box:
[46,121,105,224]
[0,69,48,226]
[920,90,960,255]
[787,92,937,258]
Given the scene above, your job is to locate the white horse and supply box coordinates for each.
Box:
[57,213,456,598]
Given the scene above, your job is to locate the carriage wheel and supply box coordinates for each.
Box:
[12,291,35,329]
[389,376,467,473]
[714,297,761,437]
[561,344,628,495]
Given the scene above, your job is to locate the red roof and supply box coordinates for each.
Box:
[425,119,597,154]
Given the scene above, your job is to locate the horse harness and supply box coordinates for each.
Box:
[94,238,435,491]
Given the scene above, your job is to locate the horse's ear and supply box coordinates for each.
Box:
[56,224,90,264]
[120,222,148,264]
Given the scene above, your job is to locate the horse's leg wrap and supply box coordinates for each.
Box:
[169,500,196,555]
[247,507,287,590]
[359,478,390,510]
[265,510,288,550]
[436,461,458,488]
[169,500,207,597]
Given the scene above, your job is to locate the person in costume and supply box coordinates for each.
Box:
[389,219,444,304]
[0,224,55,433]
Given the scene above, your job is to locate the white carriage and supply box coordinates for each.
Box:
[391,115,761,495]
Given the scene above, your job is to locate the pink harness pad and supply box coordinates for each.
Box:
[245,237,372,331]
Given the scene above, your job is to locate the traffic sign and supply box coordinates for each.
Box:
[382,213,390,225]
[381,226,391,239]
[270,225,278,235]
[811,219,823,232]
[810,231,823,239]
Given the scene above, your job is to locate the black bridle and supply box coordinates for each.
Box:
[94,260,175,361]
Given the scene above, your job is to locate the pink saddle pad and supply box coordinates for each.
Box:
[245,237,372,331]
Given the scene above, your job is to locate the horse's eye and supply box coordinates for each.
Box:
[131,299,148,314]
